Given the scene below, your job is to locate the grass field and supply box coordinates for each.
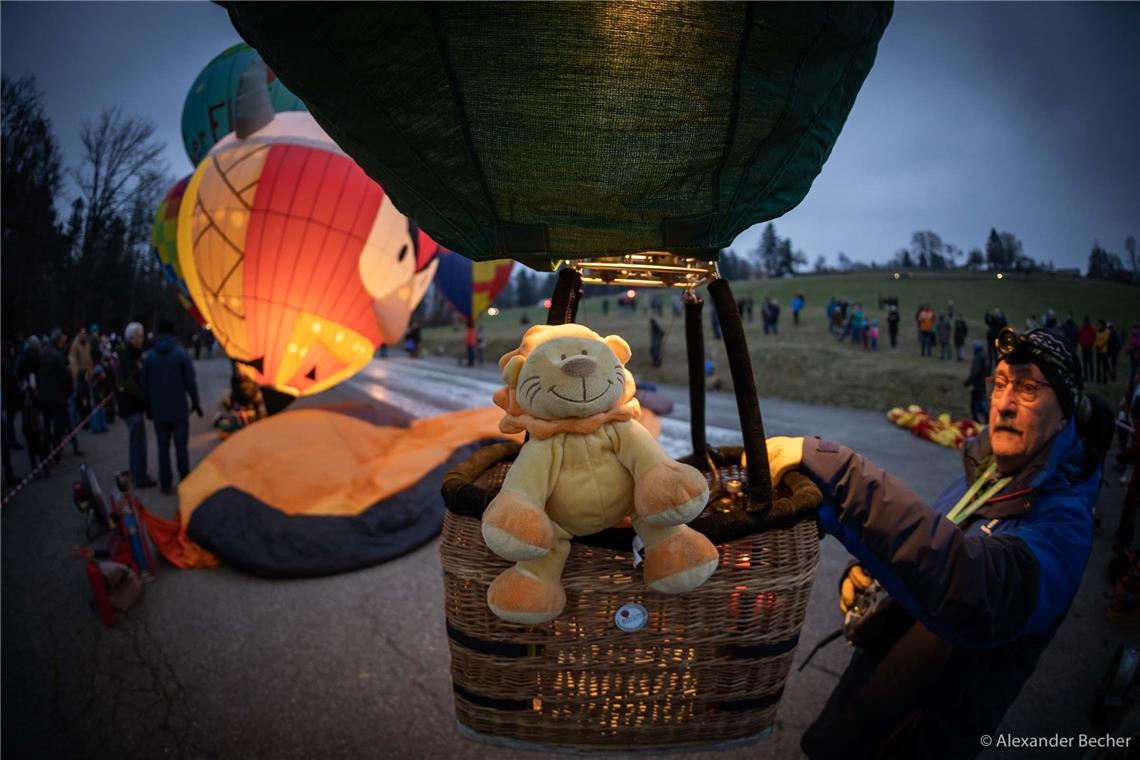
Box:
[421,271,1137,418]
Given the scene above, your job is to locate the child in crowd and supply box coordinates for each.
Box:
[867,320,880,351]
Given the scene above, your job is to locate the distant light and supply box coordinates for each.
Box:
[626,289,637,299]
[892,272,900,280]
[486,306,500,317]
[542,298,553,309]
[996,272,1004,280]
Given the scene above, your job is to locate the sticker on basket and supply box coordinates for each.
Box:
[615,603,648,632]
[631,535,645,568]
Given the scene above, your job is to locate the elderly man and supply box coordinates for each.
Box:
[768,328,1098,759]
[117,322,156,489]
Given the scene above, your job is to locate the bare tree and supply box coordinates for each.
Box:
[73,108,166,265]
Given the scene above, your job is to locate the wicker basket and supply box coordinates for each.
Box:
[438,271,820,751]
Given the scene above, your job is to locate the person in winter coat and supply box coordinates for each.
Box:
[768,328,1098,759]
[886,305,900,349]
[936,313,952,360]
[1095,319,1110,384]
[1078,316,1096,382]
[964,339,989,422]
[143,320,202,494]
[984,307,1008,371]
[952,314,968,361]
[38,329,81,461]
[117,322,155,488]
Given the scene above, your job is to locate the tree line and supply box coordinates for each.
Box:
[2,75,192,341]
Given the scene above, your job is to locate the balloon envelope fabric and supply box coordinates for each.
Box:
[433,250,513,322]
[226,2,891,264]
[160,406,519,577]
[151,175,206,325]
[181,42,307,166]
[178,112,438,397]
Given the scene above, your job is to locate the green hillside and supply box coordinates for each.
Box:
[421,271,1137,417]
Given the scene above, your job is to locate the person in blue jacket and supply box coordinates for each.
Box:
[768,327,1099,759]
[143,320,203,495]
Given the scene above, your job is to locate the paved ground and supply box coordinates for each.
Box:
[2,354,1135,759]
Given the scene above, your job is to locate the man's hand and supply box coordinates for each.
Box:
[765,436,805,485]
[839,564,874,614]
[192,405,204,418]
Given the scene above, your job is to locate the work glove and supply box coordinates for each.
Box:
[192,405,204,418]
[761,437,820,523]
[765,436,805,485]
[839,563,874,614]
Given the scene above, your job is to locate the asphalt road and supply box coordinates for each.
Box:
[1,354,1135,759]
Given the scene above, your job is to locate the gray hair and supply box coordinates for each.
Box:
[124,322,144,341]
[24,335,41,351]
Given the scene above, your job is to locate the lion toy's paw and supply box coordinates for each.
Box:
[481,490,554,561]
[487,567,566,625]
[643,526,720,594]
[635,460,710,526]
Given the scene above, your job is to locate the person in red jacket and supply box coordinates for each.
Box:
[1077,315,1096,381]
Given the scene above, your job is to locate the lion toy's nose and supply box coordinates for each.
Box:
[561,356,596,378]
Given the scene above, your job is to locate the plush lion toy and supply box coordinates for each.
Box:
[482,323,720,624]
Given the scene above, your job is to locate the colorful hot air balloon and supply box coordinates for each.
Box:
[151,175,205,325]
[178,112,438,397]
[181,42,307,167]
[432,251,513,323]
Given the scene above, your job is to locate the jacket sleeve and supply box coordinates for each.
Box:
[801,439,1067,649]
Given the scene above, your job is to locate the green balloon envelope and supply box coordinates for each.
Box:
[181,42,307,167]
[225,3,891,264]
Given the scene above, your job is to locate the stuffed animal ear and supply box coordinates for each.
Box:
[501,355,526,387]
[605,335,632,365]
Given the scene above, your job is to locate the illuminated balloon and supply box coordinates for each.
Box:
[432,251,513,323]
[181,42,307,167]
[151,175,206,325]
[178,112,438,397]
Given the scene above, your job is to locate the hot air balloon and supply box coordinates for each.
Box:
[432,251,513,324]
[226,3,892,264]
[177,111,438,398]
[151,175,206,325]
[181,42,307,167]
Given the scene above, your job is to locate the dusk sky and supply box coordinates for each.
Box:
[2,1,1137,272]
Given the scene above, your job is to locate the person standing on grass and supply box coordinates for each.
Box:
[143,320,202,495]
[953,314,968,361]
[792,291,805,327]
[984,307,1008,370]
[886,305,900,349]
[867,320,879,352]
[964,340,989,423]
[1078,316,1096,381]
[1060,312,1078,349]
[917,304,935,358]
[936,313,952,360]
[649,316,665,369]
[1106,322,1121,384]
[1095,319,1110,384]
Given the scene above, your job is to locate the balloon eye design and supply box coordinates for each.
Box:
[560,354,566,360]
[398,244,409,262]
[581,350,587,355]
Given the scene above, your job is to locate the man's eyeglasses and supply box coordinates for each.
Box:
[986,374,1051,403]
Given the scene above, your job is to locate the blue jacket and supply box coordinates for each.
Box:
[143,335,200,423]
[800,420,1098,758]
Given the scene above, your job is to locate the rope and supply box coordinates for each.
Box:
[2,393,114,507]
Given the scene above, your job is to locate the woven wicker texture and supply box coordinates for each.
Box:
[440,457,819,751]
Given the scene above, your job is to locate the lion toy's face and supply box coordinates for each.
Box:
[501,326,633,421]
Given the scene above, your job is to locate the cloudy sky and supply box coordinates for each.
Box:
[3,1,1137,271]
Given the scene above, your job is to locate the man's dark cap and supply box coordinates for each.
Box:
[999,327,1082,417]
